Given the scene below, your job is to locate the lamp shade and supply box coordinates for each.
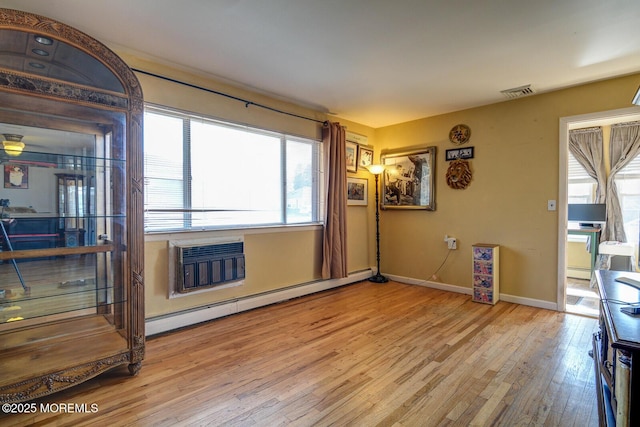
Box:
[367,164,385,175]
[3,134,25,156]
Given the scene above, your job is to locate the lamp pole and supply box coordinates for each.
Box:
[368,165,388,283]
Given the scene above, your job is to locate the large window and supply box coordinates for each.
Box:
[144,106,320,232]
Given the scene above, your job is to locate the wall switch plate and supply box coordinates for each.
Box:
[547,200,556,211]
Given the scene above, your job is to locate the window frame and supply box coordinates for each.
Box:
[143,104,322,233]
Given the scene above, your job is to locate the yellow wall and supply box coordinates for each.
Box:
[567,241,591,271]
[375,73,640,303]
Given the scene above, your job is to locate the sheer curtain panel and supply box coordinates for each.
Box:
[568,127,607,202]
[604,121,640,242]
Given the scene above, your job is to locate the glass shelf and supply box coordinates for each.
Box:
[0,288,124,324]
[0,253,121,324]
[10,149,127,165]
[0,282,121,305]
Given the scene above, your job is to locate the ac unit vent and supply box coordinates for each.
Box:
[176,241,245,293]
[500,84,535,99]
[181,242,243,259]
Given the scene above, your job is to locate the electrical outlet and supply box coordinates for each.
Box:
[448,238,457,250]
[445,235,457,250]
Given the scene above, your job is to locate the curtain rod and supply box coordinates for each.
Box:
[132,68,329,126]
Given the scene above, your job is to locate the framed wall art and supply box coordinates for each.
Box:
[446,146,474,161]
[345,141,358,173]
[380,146,436,210]
[4,163,28,189]
[358,145,374,169]
[347,177,368,206]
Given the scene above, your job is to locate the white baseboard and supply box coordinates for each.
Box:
[386,273,558,311]
[147,269,560,336]
[146,270,372,336]
[385,273,473,295]
[499,293,558,311]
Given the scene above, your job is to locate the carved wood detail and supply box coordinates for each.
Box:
[0,353,130,403]
[0,8,143,101]
[0,70,129,109]
[0,8,145,403]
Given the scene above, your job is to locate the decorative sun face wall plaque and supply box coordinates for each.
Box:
[446,159,472,189]
[449,124,471,145]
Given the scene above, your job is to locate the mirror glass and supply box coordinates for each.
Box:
[0,29,124,92]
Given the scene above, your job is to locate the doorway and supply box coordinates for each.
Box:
[558,107,640,316]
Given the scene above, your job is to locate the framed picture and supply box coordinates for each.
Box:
[347,177,368,206]
[358,145,374,169]
[380,146,436,210]
[446,146,474,161]
[4,163,28,189]
[346,141,359,173]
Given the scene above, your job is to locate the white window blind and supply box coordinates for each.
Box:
[568,152,596,204]
[143,105,321,232]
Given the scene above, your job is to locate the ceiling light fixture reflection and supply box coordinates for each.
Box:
[34,35,53,45]
[32,48,49,56]
[2,134,25,156]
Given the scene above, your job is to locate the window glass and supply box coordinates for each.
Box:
[190,120,282,227]
[567,153,596,204]
[286,138,314,224]
[144,111,185,231]
[143,106,320,232]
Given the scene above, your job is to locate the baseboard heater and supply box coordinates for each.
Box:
[175,240,245,293]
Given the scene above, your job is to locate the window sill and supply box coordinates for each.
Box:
[144,222,323,242]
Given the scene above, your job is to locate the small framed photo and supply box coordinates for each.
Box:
[4,163,28,189]
[446,146,474,161]
[347,177,368,206]
[358,146,374,169]
[346,141,359,173]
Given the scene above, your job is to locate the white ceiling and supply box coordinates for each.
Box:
[2,0,640,128]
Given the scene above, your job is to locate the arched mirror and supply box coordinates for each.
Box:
[0,8,144,402]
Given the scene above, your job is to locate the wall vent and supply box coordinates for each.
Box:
[500,84,535,99]
[175,240,245,293]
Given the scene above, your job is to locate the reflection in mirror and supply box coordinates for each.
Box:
[0,121,101,250]
[0,29,124,93]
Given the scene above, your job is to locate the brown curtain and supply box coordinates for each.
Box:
[322,121,348,279]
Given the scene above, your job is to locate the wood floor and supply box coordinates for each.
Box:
[0,281,599,426]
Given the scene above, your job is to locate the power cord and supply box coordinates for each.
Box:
[428,248,453,281]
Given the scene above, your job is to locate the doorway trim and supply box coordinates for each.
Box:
[557,106,640,311]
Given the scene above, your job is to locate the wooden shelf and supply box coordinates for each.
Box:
[0,315,129,397]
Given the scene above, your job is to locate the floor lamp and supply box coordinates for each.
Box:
[367,164,388,283]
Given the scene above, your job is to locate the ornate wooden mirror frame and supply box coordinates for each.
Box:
[0,8,144,402]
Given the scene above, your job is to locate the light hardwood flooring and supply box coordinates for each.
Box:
[565,277,599,318]
[0,281,599,426]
